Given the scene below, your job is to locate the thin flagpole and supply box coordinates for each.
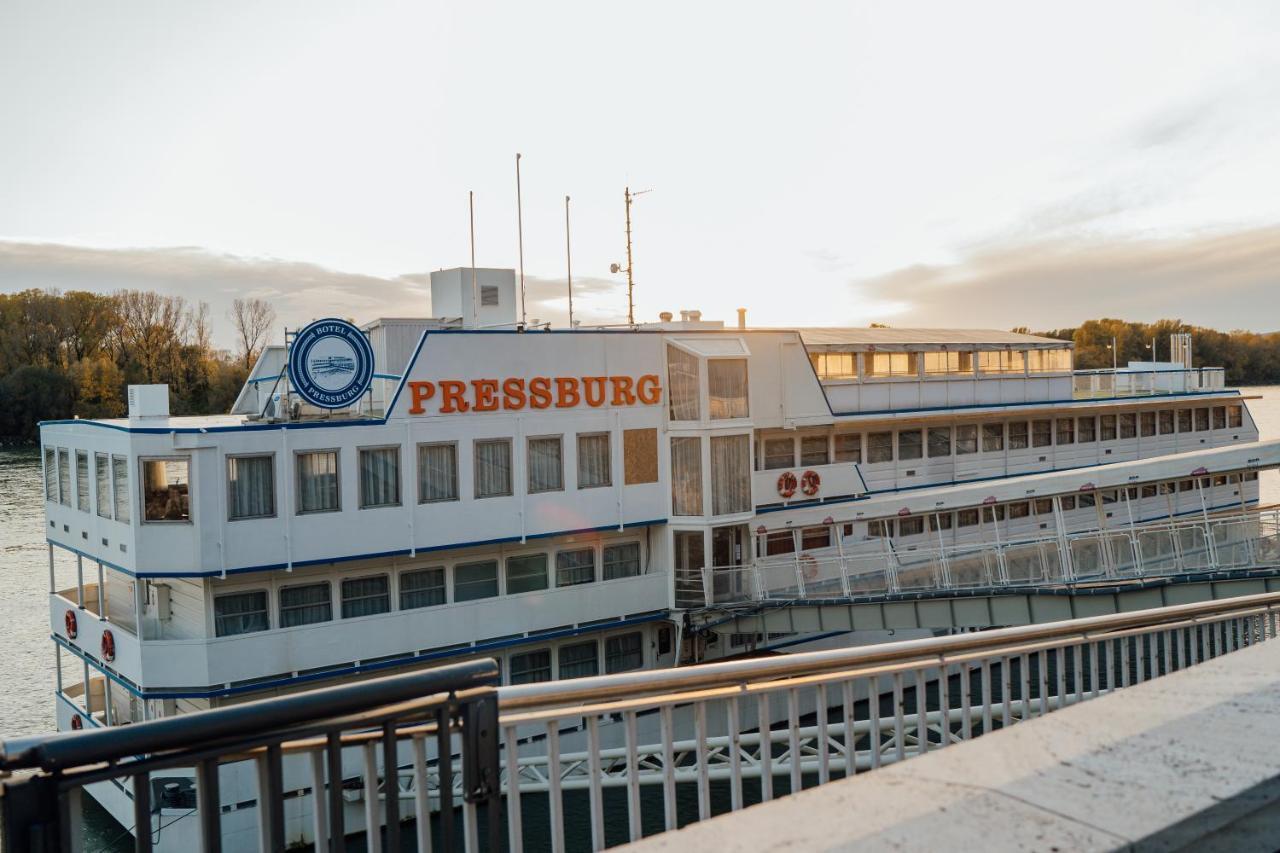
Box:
[516,152,526,326]
[565,195,574,328]
[469,191,477,323]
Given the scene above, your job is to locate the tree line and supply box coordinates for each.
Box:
[0,289,275,443]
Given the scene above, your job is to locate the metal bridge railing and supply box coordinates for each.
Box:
[497,592,1280,852]
[0,658,500,853]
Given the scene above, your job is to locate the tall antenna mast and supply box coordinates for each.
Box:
[469,190,477,323]
[612,186,651,326]
[565,195,574,328]
[516,153,527,326]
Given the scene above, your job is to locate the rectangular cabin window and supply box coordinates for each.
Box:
[509,649,552,685]
[214,590,269,637]
[1141,485,1158,499]
[418,443,459,503]
[400,567,446,609]
[929,512,953,531]
[480,284,499,306]
[1099,415,1117,442]
[866,352,917,377]
[867,431,893,463]
[142,458,190,522]
[58,449,70,506]
[928,427,952,458]
[1177,409,1192,432]
[577,433,612,489]
[95,453,111,518]
[44,446,56,502]
[978,351,1026,374]
[527,436,564,494]
[955,424,978,455]
[605,632,644,673]
[506,554,549,594]
[1056,418,1074,445]
[898,516,924,536]
[1078,417,1096,443]
[1078,492,1096,508]
[558,640,599,679]
[765,530,796,554]
[671,437,704,516]
[710,434,751,516]
[1140,411,1156,437]
[1194,408,1210,431]
[341,575,390,618]
[800,436,830,466]
[1119,413,1137,439]
[1212,406,1226,430]
[835,433,862,463]
[708,359,749,419]
[1007,422,1029,451]
[982,505,1006,523]
[556,548,596,587]
[957,509,979,527]
[455,560,499,602]
[603,542,642,579]
[474,439,513,499]
[228,454,275,520]
[279,583,332,627]
[1034,498,1054,515]
[112,455,130,523]
[762,437,795,470]
[1159,410,1175,435]
[75,451,89,512]
[982,423,1004,453]
[1029,349,1072,372]
[810,352,857,381]
[866,519,892,538]
[358,447,400,509]
[297,450,340,514]
[801,526,831,550]
[1228,405,1243,428]
[923,351,968,375]
[1008,501,1030,519]
[897,429,923,461]
[1032,420,1052,448]
[1059,494,1076,511]
[667,345,701,421]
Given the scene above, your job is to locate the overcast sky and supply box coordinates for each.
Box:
[3,1,1279,348]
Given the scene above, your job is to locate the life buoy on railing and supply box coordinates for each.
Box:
[70,714,83,730]
[800,470,821,496]
[65,609,78,640]
[101,629,116,663]
[798,553,819,582]
[777,471,798,499]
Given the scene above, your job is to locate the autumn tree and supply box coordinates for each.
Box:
[230,298,277,369]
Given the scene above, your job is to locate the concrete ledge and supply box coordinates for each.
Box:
[624,639,1280,852]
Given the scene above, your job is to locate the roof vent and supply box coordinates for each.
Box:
[688,310,702,322]
[659,311,673,322]
[128,385,170,421]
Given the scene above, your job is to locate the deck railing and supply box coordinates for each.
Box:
[1072,366,1226,399]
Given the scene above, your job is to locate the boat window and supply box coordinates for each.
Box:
[1008,422,1029,451]
[455,560,499,602]
[898,516,924,536]
[279,582,332,627]
[142,457,190,522]
[1177,409,1192,432]
[1141,485,1158,499]
[928,427,952,458]
[214,590,269,637]
[58,448,70,507]
[228,454,275,520]
[112,455,130,523]
[710,434,751,516]
[1078,492,1096,508]
[867,352,918,378]
[1140,411,1156,437]
[509,649,552,685]
[801,526,831,550]
[765,530,796,554]
[1060,495,1076,511]
[978,351,1026,374]
[576,433,612,489]
[955,424,978,455]
[667,345,701,421]
[606,632,645,673]
[1032,420,1052,448]
[1194,408,1210,431]
[800,435,830,466]
[506,554,549,594]
[1034,499,1053,515]
[95,453,111,518]
[400,567,446,609]
[1100,415,1117,442]
[834,433,862,463]
[1212,406,1226,430]
[1228,405,1243,428]
[981,505,1006,523]
[341,575,390,618]
[1056,418,1074,445]
[866,519,891,538]
[1119,413,1137,439]
[556,548,596,587]
[708,359,749,419]
[603,542,642,580]
[528,436,564,494]
[1008,501,1030,519]
[810,352,857,381]
[671,437,704,516]
[43,446,57,502]
[762,437,794,471]
[867,431,894,463]
[923,352,969,375]
[297,450,340,514]
[474,439,513,499]
[957,509,979,527]
[981,423,1004,453]
[898,429,923,461]
[559,641,600,679]
[929,512,953,531]
[358,446,401,509]
[1077,417,1096,443]
[74,451,89,512]
[1029,349,1072,372]
[1159,410,1175,435]
[418,442,459,502]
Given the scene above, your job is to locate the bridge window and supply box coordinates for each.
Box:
[228,454,275,520]
[708,358,749,419]
[1177,409,1192,432]
[58,448,70,506]
[981,423,1004,453]
[556,548,596,587]
[142,457,190,522]
[1008,422,1029,451]
[1159,410,1174,435]
[43,446,56,502]
[867,352,917,378]
[928,427,952,457]
[1228,405,1243,428]
[400,567,446,609]
[605,632,644,673]
[509,649,552,685]
[214,590,269,637]
[671,437,704,516]
[762,437,795,470]
[1194,408,1210,431]
[558,641,599,679]
[455,560,499,602]
[1140,412,1156,437]
[898,429,923,461]
[667,345,701,421]
[528,436,564,494]
[474,439,513,499]
[1119,413,1137,439]
[603,542,642,580]
[506,554,549,594]
[576,433,612,489]
[75,451,89,512]
[280,582,332,627]
[1212,406,1226,430]
[835,433,862,463]
[1078,417,1096,443]
[418,442,459,503]
[341,575,390,618]
[112,455,130,523]
[955,425,978,455]
[867,431,893,463]
[1100,415,1117,442]
[1032,420,1052,448]
[1056,418,1074,444]
[358,447,401,509]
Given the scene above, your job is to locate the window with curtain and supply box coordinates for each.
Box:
[417,443,458,503]
[800,436,829,466]
[228,454,275,520]
[762,437,794,470]
[711,434,750,516]
[810,352,856,380]
[897,430,923,460]
[341,575,390,618]
[556,548,595,586]
[867,432,893,463]
[57,449,70,506]
[474,439,512,498]
[1176,409,1192,432]
[112,455,130,523]
[455,560,498,601]
[955,425,978,455]
[1008,422,1028,450]
[1056,418,1074,444]
[603,542,641,579]
[142,458,190,521]
[708,359,748,419]
[1212,407,1226,430]
[605,632,644,673]
[214,590,269,637]
[1100,415,1117,441]
[279,583,332,627]
[1078,416,1096,442]
[867,352,918,377]
[1032,420,1052,448]
[506,553,548,594]
[928,427,951,458]
[576,433,611,488]
[981,423,1004,452]
[670,436,703,516]
[95,453,111,518]
[400,567,446,609]
[297,450,339,513]
[558,641,599,679]
[835,433,862,463]
[1194,408,1210,431]
[1228,405,1243,428]
[359,447,400,508]
[509,650,552,684]
[765,530,795,555]
[75,451,89,512]
[527,436,564,493]
[44,447,57,502]
[1140,411,1156,437]
[666,345,701,421]
[1120,413,1137,439]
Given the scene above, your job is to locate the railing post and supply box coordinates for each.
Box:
[835,526,852,598]
[1052,496,1074,581]
[0,772,63,853]
[1196,480,1219,570]
[1123,489,1144,578]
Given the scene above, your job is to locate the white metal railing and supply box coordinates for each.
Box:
[676,507,1280,608]
[1072,367,1226,399]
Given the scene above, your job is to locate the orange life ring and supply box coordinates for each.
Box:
[798,553,819,581]
[65,609,78,640]
[777,471,798,499]
[71,714,83,730]
[101,629,116,663]
[800,470,821,496]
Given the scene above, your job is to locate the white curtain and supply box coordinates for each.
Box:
[298,451,339,513]
[76,451,89,511]
[280,583,331,627]
[605,633,643,673]
[576,433,611,488]
[670,437,703,516]
[58,449,70,506]
[708,359,748,419]
[557,641,599,679]
[95,453,111,518]
[400,568,446,609]
[556,548,595,586]
[711,434,751,516]
[229,455,275,519]
[418,443,458,502]
[341,575,390,617]
[359,447,400,508]
[214,591,268,636]
[667,345,701,421]
[475,440,512,498]
[44,447,57,501]
[527,437,563,493]
[112,455,130,522]
[603,542,641,579]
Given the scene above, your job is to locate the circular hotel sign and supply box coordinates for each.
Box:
[289,318,375,409]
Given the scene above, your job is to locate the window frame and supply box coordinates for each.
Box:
[474,438,514,499]
[555,547,596,587]
[213,589,271,637]
[226,452,277,521]
[417,441,460,504]
[278,581,333,628]
[602,541,642,580]
[505,552,550,595]
[454,559,500,602]
[295,448,342,515]
[576,432,612,489]
[399,566,447,610]
[139,455,193,524]
[357,445,402,510]
[339,573,391,619]
[526,435,565,494]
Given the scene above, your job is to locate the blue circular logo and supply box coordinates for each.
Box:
[288,318,375,409]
